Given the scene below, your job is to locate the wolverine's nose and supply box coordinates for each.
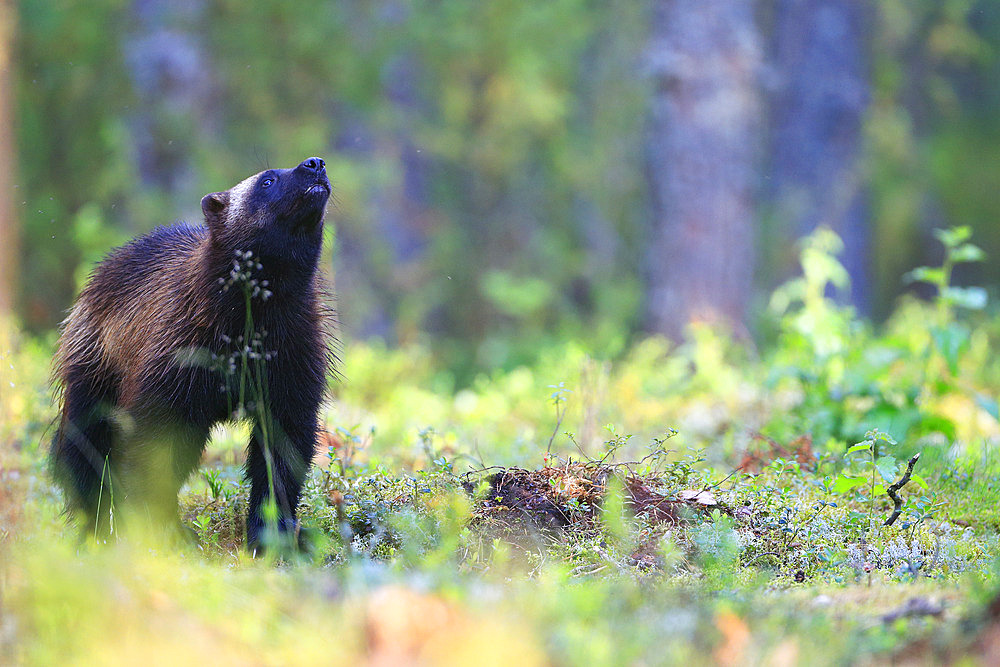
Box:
[299,157,326,173]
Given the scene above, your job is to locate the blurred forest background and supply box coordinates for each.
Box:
[2,0,999,381]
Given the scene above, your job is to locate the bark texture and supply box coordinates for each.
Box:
[645,0,762,339]
[768,0,870,310]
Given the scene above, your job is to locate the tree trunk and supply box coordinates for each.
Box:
[645,0,762,340]
[766,0,870,310]
[125,0,212,198]
[371,51,431,344]
[333,48,431,344]
[0,0,17,318]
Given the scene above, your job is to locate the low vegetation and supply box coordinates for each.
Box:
[3,228,1000,665]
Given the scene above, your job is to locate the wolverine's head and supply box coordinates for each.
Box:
[200,157,331,244]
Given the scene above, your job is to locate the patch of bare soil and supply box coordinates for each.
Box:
[466,462,724,533]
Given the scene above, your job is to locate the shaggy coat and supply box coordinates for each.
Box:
[51,157,335,551]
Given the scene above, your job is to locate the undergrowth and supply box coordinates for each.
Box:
[3,227,1000,665]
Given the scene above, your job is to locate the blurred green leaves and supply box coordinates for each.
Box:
[481,271,555,319]
[12,0,1000,384]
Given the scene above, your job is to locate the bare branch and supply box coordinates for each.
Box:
[884,453,921,527]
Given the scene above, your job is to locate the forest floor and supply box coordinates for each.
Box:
[4,328,1000,666]
[4,235,1000,665]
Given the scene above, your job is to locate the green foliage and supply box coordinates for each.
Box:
[906,226,986,308]
[761,226,996,456]
[13,0,649,381]
[770,226,854,360]
[906,226,988,381]
[16,0,1000,381]
[867,0,1000,319]
[690,509,742,588]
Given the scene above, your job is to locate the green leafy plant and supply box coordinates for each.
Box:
[906,226,987,318]
[201,469,235,502]
[769,227,853,361]
[835,429,928,540]
[905,226,987,377]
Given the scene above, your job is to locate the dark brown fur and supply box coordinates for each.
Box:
[51,157,335,551]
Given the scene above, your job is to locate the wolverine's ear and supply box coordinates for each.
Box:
[201,191,229,230]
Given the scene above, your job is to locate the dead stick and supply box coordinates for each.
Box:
[884,453,920,527]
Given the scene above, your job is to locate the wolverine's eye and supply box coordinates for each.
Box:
[261,177,275,189]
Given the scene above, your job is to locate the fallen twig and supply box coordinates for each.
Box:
[880,596,943,623]
[706,467,740,491]
[570,563,608,577]
[546,400,566,456]
[742,551,781,567]
[884,453,921,527]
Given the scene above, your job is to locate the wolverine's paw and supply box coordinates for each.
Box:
[246,517,315,560]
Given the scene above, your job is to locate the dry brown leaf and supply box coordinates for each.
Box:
[678,489,718,506]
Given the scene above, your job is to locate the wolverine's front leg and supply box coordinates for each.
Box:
[244,410,318,553]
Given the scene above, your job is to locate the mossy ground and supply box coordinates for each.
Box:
[4,328,1000,666]
[4,234,1000,664]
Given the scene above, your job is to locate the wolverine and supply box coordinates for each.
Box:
[50,157,334,552]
